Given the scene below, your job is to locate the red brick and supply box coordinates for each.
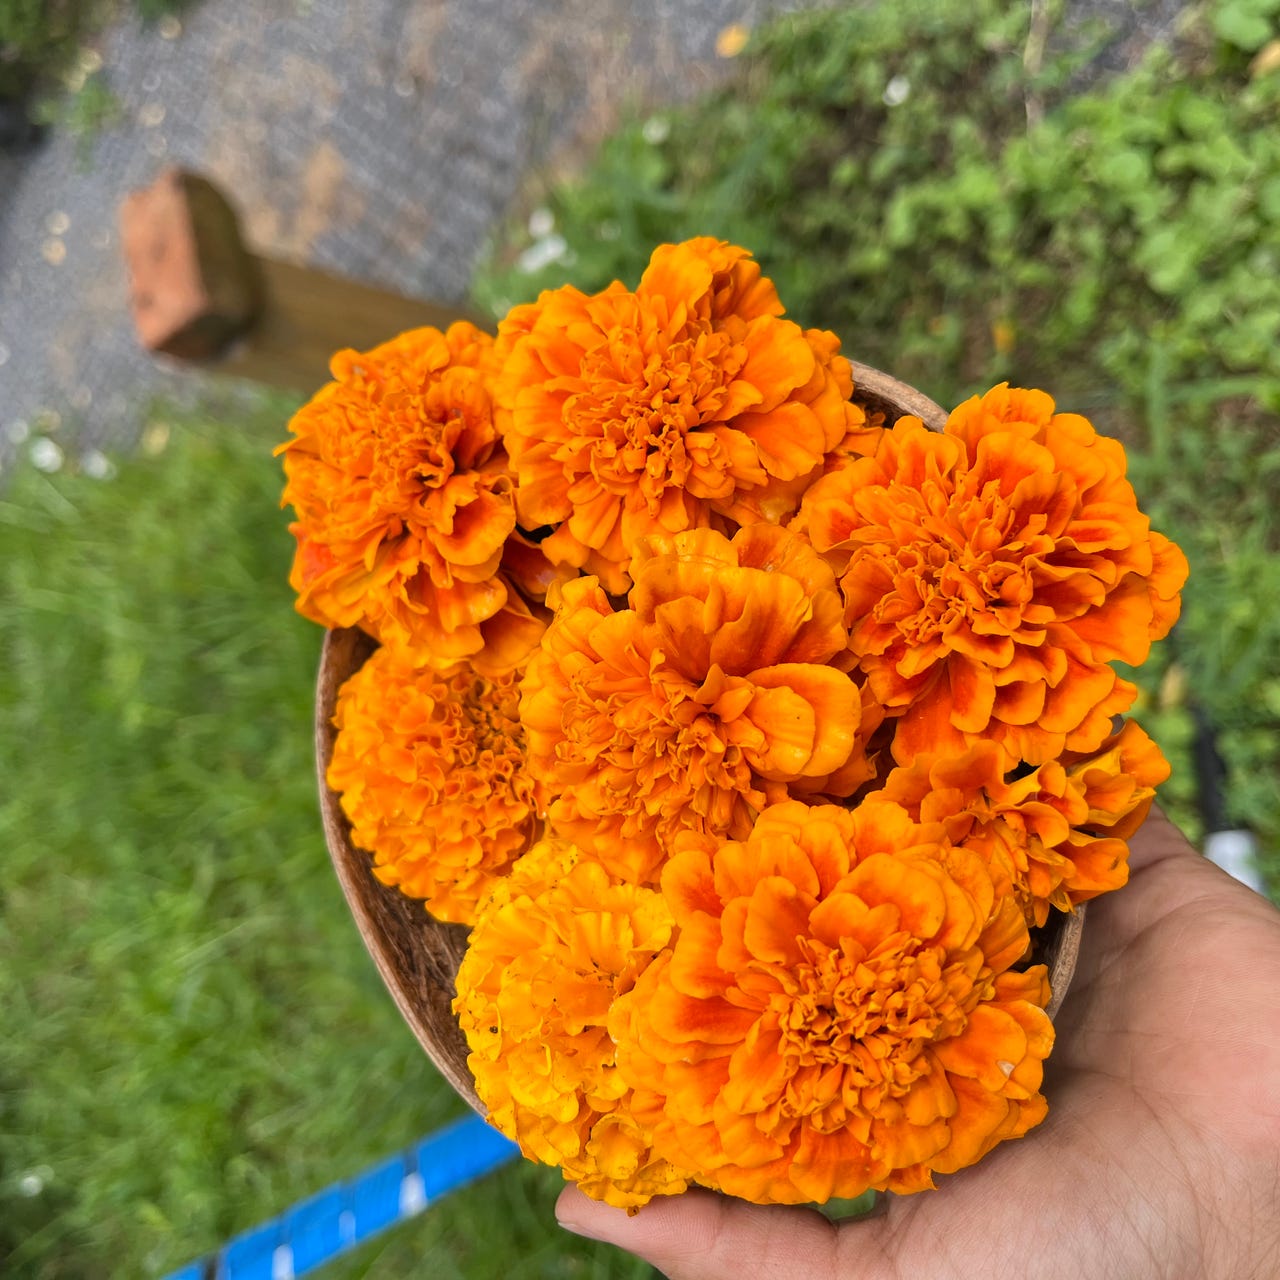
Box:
[119,168,262,360]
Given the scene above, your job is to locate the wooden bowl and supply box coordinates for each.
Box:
[314,362,1085,1115]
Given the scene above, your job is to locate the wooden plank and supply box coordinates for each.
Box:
[218,256,484,397]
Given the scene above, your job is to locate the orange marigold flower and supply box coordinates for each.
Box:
[327,645,537,925]
[280,322,544,672]
[454,840,690,1208]
[880,720,1170,926]
[796,385,1189,766]
[612,800,1051,1205]
[493,238,861,594]
[519,525,880,885]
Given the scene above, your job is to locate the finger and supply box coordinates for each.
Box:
[1125,804,1198,874]
[555,1184,853,1280]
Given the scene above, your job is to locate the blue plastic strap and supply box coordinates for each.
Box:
[416,1113,520,1201]
[221,1219,279,1280]
[349,1155,405,1242]
[284,1186,346,1273]
[163,1114,519,1280]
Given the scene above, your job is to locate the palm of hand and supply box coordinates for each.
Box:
[868,810,1280,1280]
[557,811,1280,1280]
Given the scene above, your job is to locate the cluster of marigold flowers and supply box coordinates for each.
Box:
[280,238,1188,1209]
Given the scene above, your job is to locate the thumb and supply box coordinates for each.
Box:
[555,1184,888,1280]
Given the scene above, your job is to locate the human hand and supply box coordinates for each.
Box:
[555,809,1280,1279]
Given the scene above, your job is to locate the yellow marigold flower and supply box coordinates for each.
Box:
[612,800,1051,1205]
[279,322,544,672]
[327,645,537,925]
[519,525,881,885]
[796,385,1189,766]
[494,238,861,594]
[454,840,690,1208]
[880,720,1171,927]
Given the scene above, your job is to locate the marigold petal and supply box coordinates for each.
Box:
[661,848,721,922]
[891,676,964,765]
[991,677,1047,726]
[1148,531,1189,640]
[788,1124,887,1205]
[742,665,861,779]
[928,1077,1018,1174]
[742,877,813,967]
[668,910,736,998]
[647,983,757,1046]
[841,853,948,943]
[722,1025,791,1115]
[978,893,1034,974]
[868,1109,952,1171]
[933,1004,1029,1093]
[1066,572,1158,665]
[948,660,997,733]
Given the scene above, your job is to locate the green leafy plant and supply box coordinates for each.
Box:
[0,0,192,101]
[1212,0,1280,51]
[32,68,122,159]
[0,0,81,97]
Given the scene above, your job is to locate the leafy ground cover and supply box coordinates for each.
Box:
[0,0,189,103]
[476,0,1280,882]
[0,406,654,1278]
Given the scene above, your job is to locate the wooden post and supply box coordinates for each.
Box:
[119,168,480,397]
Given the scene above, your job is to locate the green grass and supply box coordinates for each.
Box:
[0,405,654,1278]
